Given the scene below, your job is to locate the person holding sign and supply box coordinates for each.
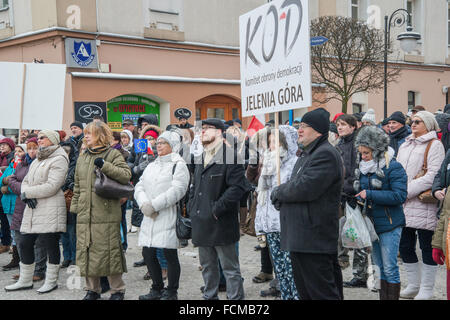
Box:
[270,108,344,300]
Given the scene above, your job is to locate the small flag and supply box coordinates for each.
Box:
[246,116,265,137]
[280,12,286,20]
[147,146,154,156]
[134,139,148,154]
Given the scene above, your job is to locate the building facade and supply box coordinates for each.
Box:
[0,0,449,134]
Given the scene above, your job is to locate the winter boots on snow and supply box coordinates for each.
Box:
[4,262,35,291]
[36,263,60,294]
[400,262,438,300]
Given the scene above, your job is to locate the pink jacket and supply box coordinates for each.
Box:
[397,131,445,231]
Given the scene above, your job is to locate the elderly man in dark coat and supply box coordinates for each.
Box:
[271,108,344,300]
[188,118,248,300]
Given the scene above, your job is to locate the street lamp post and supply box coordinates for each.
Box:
[383,9,421,119]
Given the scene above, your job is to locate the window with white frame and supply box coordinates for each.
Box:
[351,0,359,20]
[0,0,8,10]
[408,91,416,110]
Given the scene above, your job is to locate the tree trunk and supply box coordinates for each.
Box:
[341,98,349,114]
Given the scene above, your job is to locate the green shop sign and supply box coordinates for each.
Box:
[107,95,160,131]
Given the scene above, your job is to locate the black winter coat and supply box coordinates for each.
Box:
[432,148,450,218]
[336,131,357,197]
[273,135,343,254]
[188,143,248,247]
[389,126,410,157]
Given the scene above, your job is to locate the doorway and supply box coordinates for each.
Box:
[196,95,241,122]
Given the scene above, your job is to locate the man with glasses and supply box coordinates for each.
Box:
[270,108,344,300]
[188,118,247,300]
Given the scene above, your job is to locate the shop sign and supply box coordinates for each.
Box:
[65,38,98,69]
[107,95,160,131]
[174,108,192,120]
[239,0,312,117]
[74,102,107,125]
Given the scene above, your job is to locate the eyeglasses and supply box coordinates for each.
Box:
[201,126,217,131]
[411,120,424,125]
[298,124,311,130]
[156,141,168,146]
[38,136,47,140]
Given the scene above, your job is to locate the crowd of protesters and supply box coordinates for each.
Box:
[0,104,449,301]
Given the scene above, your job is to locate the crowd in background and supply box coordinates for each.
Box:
[0,104,449,300]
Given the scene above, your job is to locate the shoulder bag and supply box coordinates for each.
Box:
[414,139,439,204]
[94,149,135,200]
[172,163,192,240]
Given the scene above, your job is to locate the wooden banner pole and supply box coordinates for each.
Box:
[274,112,281,186]
[18,64,27,144]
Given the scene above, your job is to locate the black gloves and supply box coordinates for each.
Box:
[20,193,37,209]
[94,158,105,168]
[270,187,282,211]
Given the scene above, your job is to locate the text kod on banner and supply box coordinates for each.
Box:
[239,0,311,117]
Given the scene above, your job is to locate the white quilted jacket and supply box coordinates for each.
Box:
[135,152,189,249]
[396,131,445,231]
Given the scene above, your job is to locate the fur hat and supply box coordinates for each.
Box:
[414,111,440,132]
[354,126,390,160]
[361,109,376,125]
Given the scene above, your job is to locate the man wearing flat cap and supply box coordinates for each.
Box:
[270,108,344,300]
[188,118,248,300]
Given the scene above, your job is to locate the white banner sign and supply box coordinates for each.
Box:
[239,0,311,117]
[0,62,66,130]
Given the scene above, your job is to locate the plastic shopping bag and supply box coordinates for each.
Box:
[342,202,372,249]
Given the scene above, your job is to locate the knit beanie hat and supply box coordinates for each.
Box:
[26,137,38,147]
[332,113,345,123]
[158,130,182,153]
[0,138,16,151]
[143,129,159,140]
[39,130,60,146]
[361,109,376,125]
[414,111,440,132]
[70,121,84,130]
[302,108,330,135]
[17,144,27,153]
[388,111,406,125]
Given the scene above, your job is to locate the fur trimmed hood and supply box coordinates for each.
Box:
[139,124,162,139]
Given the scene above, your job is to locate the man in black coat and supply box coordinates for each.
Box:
[271,108,344,300]
[387,111,411,157]
[188,118,247,300]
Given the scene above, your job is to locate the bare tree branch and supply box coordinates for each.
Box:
[311,16,401,114]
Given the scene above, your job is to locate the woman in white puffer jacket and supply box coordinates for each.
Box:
[134,130,190,301]
[396,111,445,300]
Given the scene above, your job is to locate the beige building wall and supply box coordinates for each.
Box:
[97,0,144,36]
[56,0,97,32]
[183,0,265,46]
[12,0,32,35]
[30,0,57,30]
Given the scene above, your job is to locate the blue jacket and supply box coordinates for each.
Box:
[0,161,17,214]
[359,160,407,234]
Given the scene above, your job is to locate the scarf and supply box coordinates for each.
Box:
[0,152,10,167]
[37,145,59,161]
[257,147,287,206]
[359,147,395,175]
[87,145,109,155]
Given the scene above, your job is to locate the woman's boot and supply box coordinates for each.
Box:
[37,263,60,294]
[4,262,35,291]
[400,262,420,299]
[414,263,438,300]
[387,282,401,300]
[379,279,388,300]
[2,245,20,271]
